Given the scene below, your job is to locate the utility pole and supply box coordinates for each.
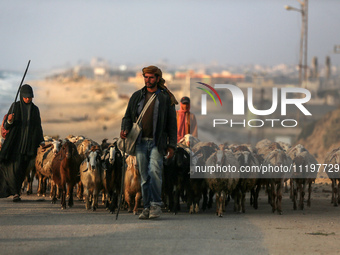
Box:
[285,0,309,89]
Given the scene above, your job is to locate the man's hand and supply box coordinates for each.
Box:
[7,113,14,123]
[120,130,128,139]
[166,147,175,159]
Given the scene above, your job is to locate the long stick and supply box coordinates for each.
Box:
[10,60,31,115]
[116,139,126,220]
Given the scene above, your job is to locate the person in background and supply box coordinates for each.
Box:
[0,84,44,202]
[120,65,177,219]
[176,96,198,143]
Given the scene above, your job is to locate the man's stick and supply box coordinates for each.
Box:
[10,60,31,115]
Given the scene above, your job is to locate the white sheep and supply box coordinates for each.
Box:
[80,147,103,211]
[263,148,293,214]
[287,144,318,210]
[178,134,200,148]
[231,145,260,213]
[205,149,240,217]
[324,147,340,206]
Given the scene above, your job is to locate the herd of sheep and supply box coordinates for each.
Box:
[5,133,340,216]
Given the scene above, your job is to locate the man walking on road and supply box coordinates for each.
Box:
[120,65,177,219]
[176,96,198,142]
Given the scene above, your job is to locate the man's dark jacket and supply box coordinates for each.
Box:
[121,86,177,155]
[0,101,44,162]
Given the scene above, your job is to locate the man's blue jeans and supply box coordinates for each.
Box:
[136,139,163,209]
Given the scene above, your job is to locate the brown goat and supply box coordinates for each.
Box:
[51,140,82,209]
[124,156,141,215]
[35,140,62,197]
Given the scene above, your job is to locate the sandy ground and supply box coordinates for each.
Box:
[21,78,340,254]
[32,78,130,144]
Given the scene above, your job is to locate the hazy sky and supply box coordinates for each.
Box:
[1,0,340,71]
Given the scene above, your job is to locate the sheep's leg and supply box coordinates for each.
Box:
[250,188,254,206]
[26,174,32,195]
[267,183,272,205]
[215,193,220,216]
[174,186,181,214]
[104,191,112,209]
[42,177,47,197]
[289,178,294,200]
[168,185,175,213]
[299,181,305,210]
[195,203,200,214]
[208,189,214,209]
[331,179,335,204]
[189,204,194,214]
[134,192,142,215]
[29,171,34,195]
[129,195,134,213]
[37,175,42,196]
[271,182,276,213]
[332,179,338,206]
[307,182,312,207]
[293,180,297,210]
[92,188,98,211]
[61,187,67,210]
[51,182,57,204]
[102,189,106,205]
[67,184,74,208]
[77,181,83,201]
[218,192,224,217]
[284,180,289,193]
[237,189,242,213]
[124,188,133,213]
[241,190,246,213]
[221,191,226,213]
[84,188,90,210]
[56,184,61,199]
[187,188,194,213]
[337,180,340,205]
[225,193,230,208]
[201,187,208,211]
[50,180,55,198]
[194,191,200,213]
[253,184,261,209]
[109,192,118,214]
[277,181,283,215]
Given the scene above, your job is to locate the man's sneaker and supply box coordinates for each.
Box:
[139,208,150,220]
[149,205,162,219]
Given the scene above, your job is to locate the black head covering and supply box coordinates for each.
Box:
[20,84,34,98]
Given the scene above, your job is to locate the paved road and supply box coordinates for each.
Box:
[0,193,268,255]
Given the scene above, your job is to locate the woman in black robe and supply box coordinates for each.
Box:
[0,84,44,201]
